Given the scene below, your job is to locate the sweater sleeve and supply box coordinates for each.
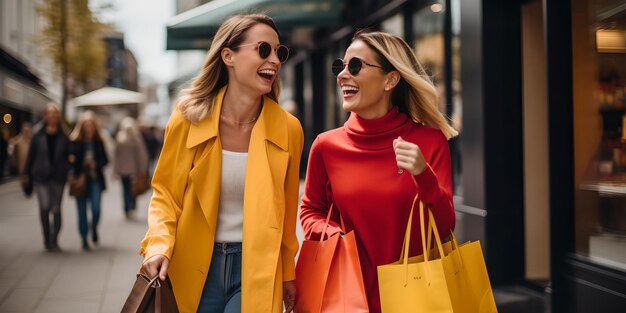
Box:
[300,136,343,241]
[413,131,455,236]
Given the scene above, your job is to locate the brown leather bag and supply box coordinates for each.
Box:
[121,273,178,313]
[68,173,86,197]
[131,175,150,197]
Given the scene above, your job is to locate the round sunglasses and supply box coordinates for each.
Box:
[332,57,384,76]
[233,41,290,63]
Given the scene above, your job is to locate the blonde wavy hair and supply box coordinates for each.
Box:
[69,110,104,142]
[353,30,458,139]
[177,14,282,124]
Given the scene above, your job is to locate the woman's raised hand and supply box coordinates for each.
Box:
[393,136,427,176]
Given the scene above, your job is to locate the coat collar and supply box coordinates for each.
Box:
[186,85,289,151]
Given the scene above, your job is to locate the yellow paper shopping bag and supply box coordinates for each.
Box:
[377,197,497,313]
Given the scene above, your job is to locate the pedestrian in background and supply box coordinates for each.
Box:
[139,123,162,177]
[113,117,148,219]
[138,14,303,313]
[23,103,70,251]
[69,111,109,250]
[299,30,458,313]
[11,122,32,177]
[0,127,9,179]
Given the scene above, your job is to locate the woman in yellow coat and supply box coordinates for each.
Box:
[139,14,303,313]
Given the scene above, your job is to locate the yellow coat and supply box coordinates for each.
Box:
[139,86,304,313]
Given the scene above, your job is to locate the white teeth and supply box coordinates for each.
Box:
[341,86,359,92]
[258,69,276,76]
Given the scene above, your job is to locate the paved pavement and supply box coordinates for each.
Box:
[0,173,550,313]
[0,174,305,313]
[0,176,151,313]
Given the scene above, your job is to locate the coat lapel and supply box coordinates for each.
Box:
[244,94,290,229]
[187,88,223,228]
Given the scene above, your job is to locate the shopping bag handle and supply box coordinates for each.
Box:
[400,181,445,266]
[405,176,441,262]
[399,196,446,286]
[420,207,445,263]
[398,203,434,262]
[319,203,346,244]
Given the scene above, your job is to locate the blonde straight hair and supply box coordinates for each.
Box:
[177,14,281,124]
[353,30,458,139]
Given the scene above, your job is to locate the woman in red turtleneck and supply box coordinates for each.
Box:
[299,30,458,313]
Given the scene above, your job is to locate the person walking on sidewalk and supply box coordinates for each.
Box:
[113,117,148,219]
[139,14,303,313]
[69,111,109,250]
[23,103,70,251]
[11,122,32,177]
[299,30,458,313]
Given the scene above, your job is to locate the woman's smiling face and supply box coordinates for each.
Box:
[336,40,393,119]
[227,23,282,96]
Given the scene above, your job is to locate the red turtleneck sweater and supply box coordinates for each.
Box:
[300,109,455,313]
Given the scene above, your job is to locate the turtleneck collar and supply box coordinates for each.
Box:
[344,108,415,150]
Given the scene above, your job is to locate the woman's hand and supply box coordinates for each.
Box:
[393,136,427,176]
[283,280,296,312]
[84,159,95,169]
[142,254,169,281]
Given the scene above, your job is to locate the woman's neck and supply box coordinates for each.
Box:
[356,104,393,120]
[344,107,414,150]
[46,125,58,135]
[221,86,262,124]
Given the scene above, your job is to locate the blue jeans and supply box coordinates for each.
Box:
[197,242,242,313]
[121,176,135,213]
[75,180,102,240]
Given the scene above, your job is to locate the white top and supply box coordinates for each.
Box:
[215,149,248,242]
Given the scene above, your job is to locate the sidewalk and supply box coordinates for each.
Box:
[0,174,305,313]
[0,176,150,313]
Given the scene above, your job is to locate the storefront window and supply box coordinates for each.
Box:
[413,1,463,195]
[381,13,404,38]
[573,0,626,270]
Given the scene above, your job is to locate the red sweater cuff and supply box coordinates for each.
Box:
[413,164,441,204]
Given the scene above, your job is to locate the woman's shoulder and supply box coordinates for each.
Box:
[317,127,345,141]
[409,123,448,144]
[263,99,302,135]
[312,127,346,151]
[284,111,302,134]
[165,108,194,134]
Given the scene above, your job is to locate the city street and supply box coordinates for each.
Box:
[0,176,150,313]
[0,174,306,313]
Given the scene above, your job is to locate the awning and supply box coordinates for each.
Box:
[71,87,145,107]
[0,47,44,88]
[166,0,342,50]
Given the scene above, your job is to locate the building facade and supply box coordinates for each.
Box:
[165,0,626,311]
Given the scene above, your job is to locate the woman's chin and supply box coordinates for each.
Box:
[257,84,273,96]
[342,101,358,113]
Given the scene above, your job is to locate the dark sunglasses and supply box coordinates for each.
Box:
[234,41,289,63]
[332,57,384,76]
